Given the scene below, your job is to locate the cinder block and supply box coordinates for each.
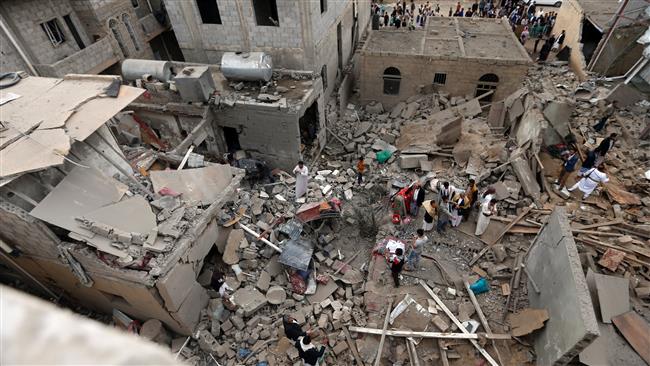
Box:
[169,282,209,334]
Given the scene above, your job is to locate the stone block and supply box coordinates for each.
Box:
[399,154,428,169]
[526,207,599,365]
[256,270,271,292]
[169,282,210,334]
[233,287,268,316]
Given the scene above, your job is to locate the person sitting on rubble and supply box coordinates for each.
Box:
[389,248,405,287]
[296,335,326,366]
[283,314,313,342]
[421,199,437,232]
[555,148,579,192]
[568,164,609,200]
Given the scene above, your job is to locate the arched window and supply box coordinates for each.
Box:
[121,13,140,52]
[475,73,499,101]
[383,67,401,95]
[109,18,128,57]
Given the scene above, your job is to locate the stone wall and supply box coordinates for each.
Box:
[0,0,92,66]
[34,36,119,77]
[360,53,530,109]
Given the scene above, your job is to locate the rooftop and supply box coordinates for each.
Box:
[577,0,645,30]
[362,17,531,63]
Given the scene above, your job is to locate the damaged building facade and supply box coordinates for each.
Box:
[0,74,242,335]
[551,0,649,80]
[162,0,371,97]
[121,60,326,170]
[359,17,532,108]
[0,0,181,77]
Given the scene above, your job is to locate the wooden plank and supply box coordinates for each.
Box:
[373,299,393,366]
[438,340,450,366]
[348,326,511,340]
[419,280,500,366]
[407,339,421,366]
[572,219,624,230]
[343,328,365,366]
[469,207,532,266]
[464,280,505,366]
[575,237,650,267]
[611,311,650,364]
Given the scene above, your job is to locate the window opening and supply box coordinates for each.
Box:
[383,67,401,95]
[196,0,222,24]
[252,0,279,26]
[41,19,66,46]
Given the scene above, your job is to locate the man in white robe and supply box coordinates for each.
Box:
[293,161,309,200]
[475,198,496,236]
[568,165,608,199]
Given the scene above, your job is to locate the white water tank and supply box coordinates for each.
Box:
[221,52,273,82]
[121,59,172,82]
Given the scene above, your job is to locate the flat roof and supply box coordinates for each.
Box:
[362,17,531,63]
[577,0,645,31]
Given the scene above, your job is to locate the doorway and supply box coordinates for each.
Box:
[222,126,241,152]
[299,101,319,147]
[475,73,499,101]
[337,22,343,72]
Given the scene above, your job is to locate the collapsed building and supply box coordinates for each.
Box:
[0,74,242,334]
[359,17,532,108]
[120,58,326,170]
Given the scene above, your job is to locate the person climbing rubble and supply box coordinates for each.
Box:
[389,248,405,287]
[293,161,309,201]
[295,335,326,366]
[554,148,579,192]
[283,314,312,342]
[568,164,609,199]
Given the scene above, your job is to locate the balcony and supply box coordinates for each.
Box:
[139,13,169,42]
[34,36,120,78]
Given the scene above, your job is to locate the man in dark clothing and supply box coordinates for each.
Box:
[593,102,617,131]
[555,148,579,191]
[296,335,326,366]
[556,30,566,49]
[595,133,617,157]
[283,315,307,342]
[390,248,405,287]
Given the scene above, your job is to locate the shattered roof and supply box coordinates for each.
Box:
[362,17,531,62]
[0,75,143,180]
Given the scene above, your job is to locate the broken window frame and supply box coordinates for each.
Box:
[41,18,66,47]
[383,67,401,95]
[252,0,279,27]
[196,0,223,24]
[433,72,447,85]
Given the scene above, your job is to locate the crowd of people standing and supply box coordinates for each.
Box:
[371,0,566,63]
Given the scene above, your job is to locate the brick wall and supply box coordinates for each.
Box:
[0,202,61,260]
[360,53,530,109]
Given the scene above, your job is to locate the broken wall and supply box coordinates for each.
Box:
[359,53,529,109]
[526,207,599,365]
[551,0,588,80]
[590,25,647,76]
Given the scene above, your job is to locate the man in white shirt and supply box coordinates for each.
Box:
[568,165,609,199]
[293,161,309,200]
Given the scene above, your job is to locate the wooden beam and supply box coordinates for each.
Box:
[373,299,393,366]
[571,219,623,230]
[464,280,505,366]
[344,328,365,366]
[469,207,532,266]
[438,340,450,366]
[419,280,500,366]
[407,339,421,366]
[348,326,511,340]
